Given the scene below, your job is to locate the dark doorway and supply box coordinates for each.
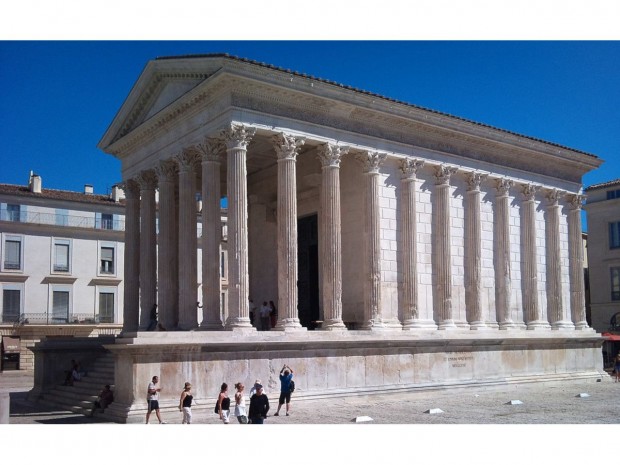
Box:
[298,214,319,329]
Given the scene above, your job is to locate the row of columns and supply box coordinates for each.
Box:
[121,124,588,333]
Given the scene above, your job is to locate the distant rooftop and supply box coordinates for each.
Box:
[0,183,124,206]
[584,179,620,191]
[155,53,600,160]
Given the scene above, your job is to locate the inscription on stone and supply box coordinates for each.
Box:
[444,352,474,368]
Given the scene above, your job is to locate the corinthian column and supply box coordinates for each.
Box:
[465,172,488,329]
[155,160,178,330]
[273,133,305,330]
[357,151,389,330]
[401,158,435,329]
[521,184,548,329]
[223,124,255,330]
[434,165,458,329]
[121,179,140,333]
[317,143,347,331]
[495,178,516,329]
[136,170,157,329]
[176,149,199,330]
[197,138,224,330]
[567,194,589,330]
[546,189,573,329]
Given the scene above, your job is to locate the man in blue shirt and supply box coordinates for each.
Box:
[274,364,294,416]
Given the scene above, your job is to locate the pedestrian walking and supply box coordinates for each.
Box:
[179,382,193,424]
[234,382,248,424]
[146,375,166,424]
[248,383,269,424]
[216,382,231,424]
[274,364,294,416]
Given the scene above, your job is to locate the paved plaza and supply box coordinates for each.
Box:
[3,370,619,425]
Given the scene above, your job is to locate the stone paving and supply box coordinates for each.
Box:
[2,370,620,424]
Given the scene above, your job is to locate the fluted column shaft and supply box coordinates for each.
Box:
[521,185,547,329]
[495,178,515,329]
[198,139,224,329]
[465,172,487,329]
[122,179,140,332]
[223,125,254,329]
[568,194,588,329]
[177,151,198,330]
[156,161,178,330]
[401,159,435,329]
[137,171,157,329]
[274,134,305,330]
[358,151,387,330]
[546,190,573,329]
[318,144,347,330]
[434,165,457,329]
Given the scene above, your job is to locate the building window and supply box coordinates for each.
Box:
[2,289,20,323]
[55,209,69,226]
[610,222,620,249]
[612,267,620,301]
[98,292,114,323]
[607,189,620,200]
[100,247,114,274]
[4,239,22,270]
[52,290,70,323]
[53,242,70,272]
[220,250,226,278]
[7,204,20,222]
[101,213,113,230]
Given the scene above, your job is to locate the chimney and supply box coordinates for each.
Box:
[29,171,42,193]
[110,185,125,202]
[84,184,94,194]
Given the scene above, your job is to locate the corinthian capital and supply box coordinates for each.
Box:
[136,170,158,190]
[434,165,458,185]
[196,137,225,163]
[175,147,200,172]
[495,178,514,196]
[356,151,387,174]
[154,160,178,182]
[317,143,348,168]
[221,124,256,150]
[272,133,305,161]
[546,188,564,206]
[466,172,488,191]
[400,158,424,180]
[522,183,539,201]
[118,179,140,199]
[567,193,585,211]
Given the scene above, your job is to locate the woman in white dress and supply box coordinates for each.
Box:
[234,382,248,424]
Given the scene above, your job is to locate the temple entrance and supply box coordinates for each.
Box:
[297,214,319,329]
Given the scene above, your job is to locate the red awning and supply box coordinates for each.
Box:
[1,336,20,353]
[601,332,620,341]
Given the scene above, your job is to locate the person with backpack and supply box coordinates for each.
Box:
[273,364,294,417]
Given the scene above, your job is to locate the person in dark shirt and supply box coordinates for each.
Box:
[90,384,114,416]
[248,383,269,424]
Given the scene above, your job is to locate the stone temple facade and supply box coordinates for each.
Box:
[31,54,607,422]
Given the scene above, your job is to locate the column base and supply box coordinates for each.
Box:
[274,319,306,331]
[499,320,519,330]
[225,318,255,331]
[438,320,457,330]
[402,319,438,330]
[526,320,551,330]
[320,319,347,331]
[468,321,491,330]
[574,321,592,331]
[199,322,225,331]
[551,321,575,330]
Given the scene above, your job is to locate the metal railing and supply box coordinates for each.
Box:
[0,208,125,231]
[7,312,115,326]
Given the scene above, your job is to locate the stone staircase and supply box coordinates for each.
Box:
[38,352,115,417]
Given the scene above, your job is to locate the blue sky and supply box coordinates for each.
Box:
[1,41,619,221]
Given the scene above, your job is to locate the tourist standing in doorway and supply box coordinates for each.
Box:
[259,301,271,331]
[269,300,278,329]
[216,383,231,423]
[179,382,193,424]
[274,364,294,416]
[146,375,166,424]
[147,304,158,331]
[234,382,248,424]
[248,383,269,424]
[249,299,257,327]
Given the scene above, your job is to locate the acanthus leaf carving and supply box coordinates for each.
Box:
[400,158,424,179]
[356,151,387,174]
[317,143,348,168]
[272,133,305,161]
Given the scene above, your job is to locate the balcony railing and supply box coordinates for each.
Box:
[0,208,125,231]
[7,312,115,326]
